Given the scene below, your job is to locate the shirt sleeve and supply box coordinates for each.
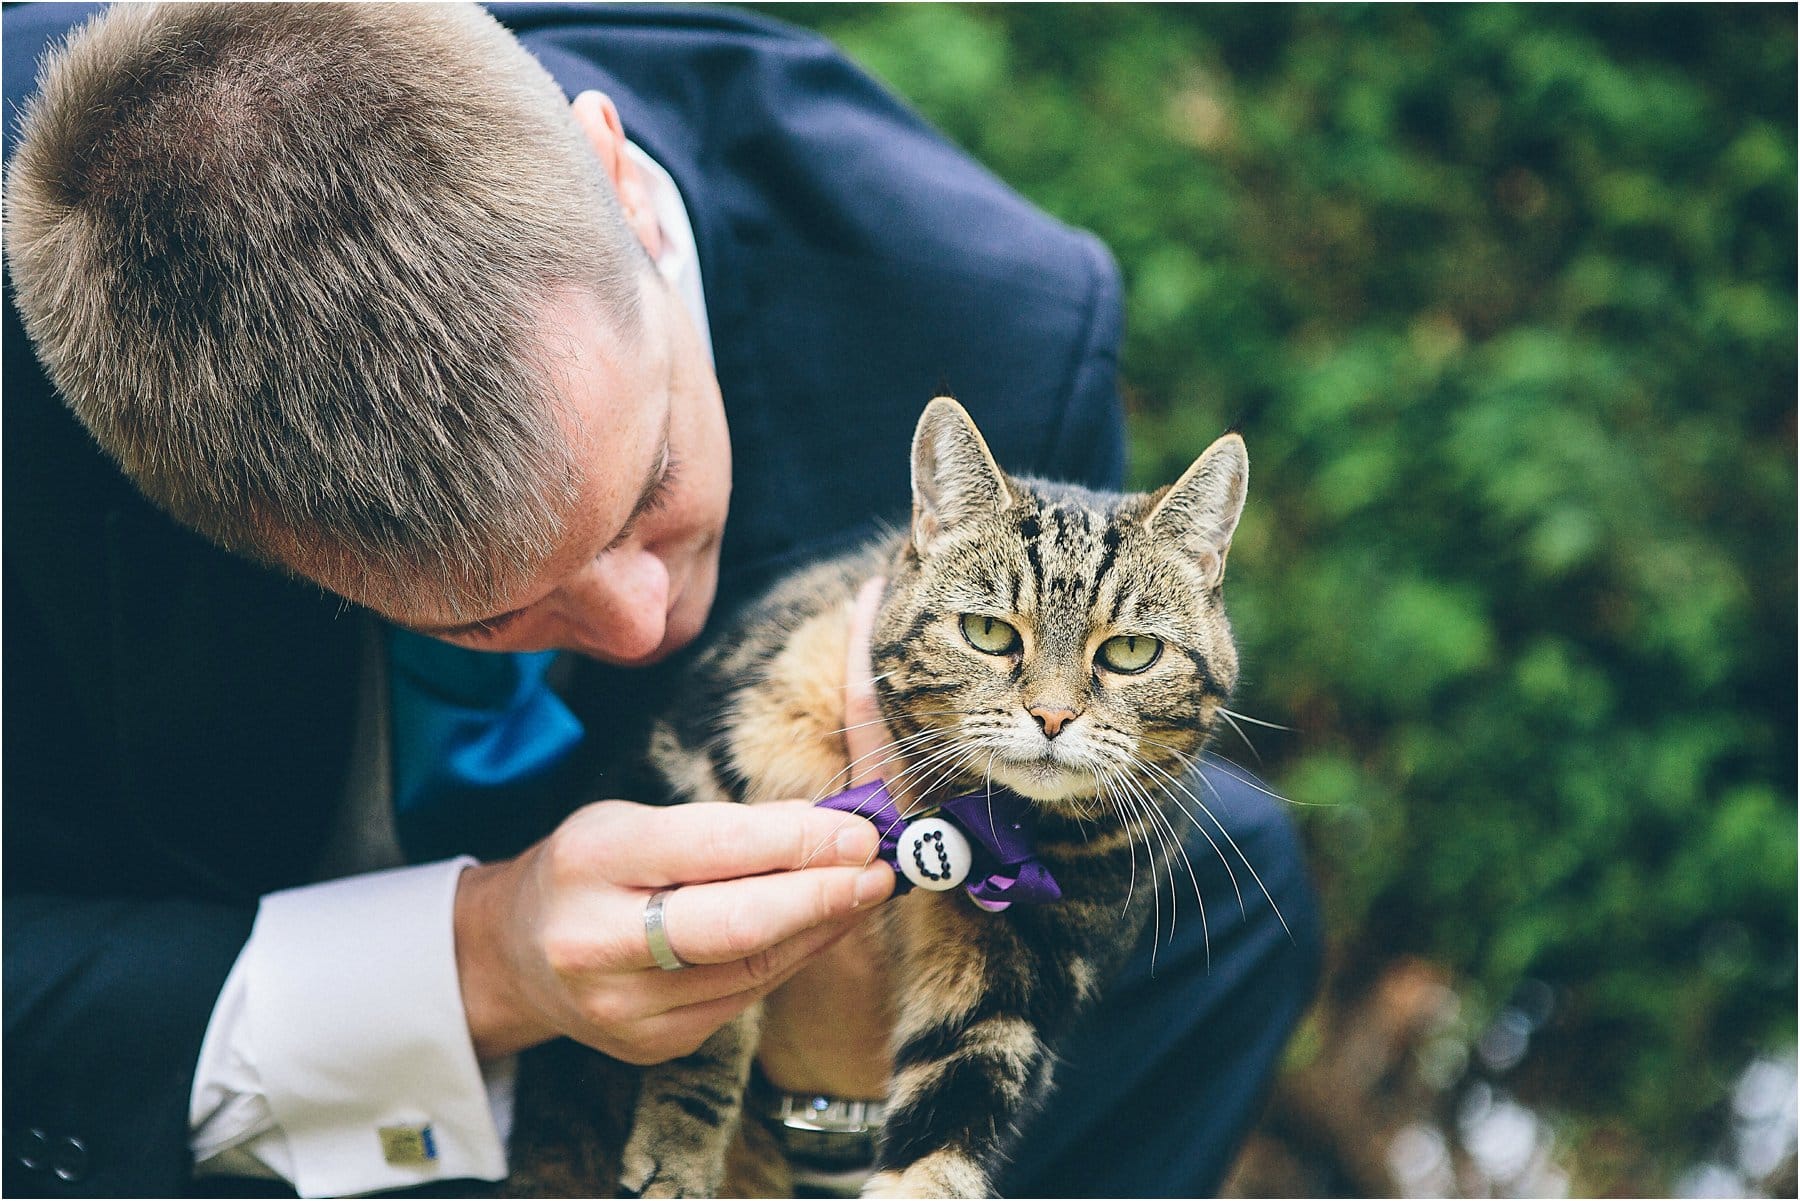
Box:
[188,859,514,1197]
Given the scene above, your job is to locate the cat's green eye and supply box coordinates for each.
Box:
[1097,634,1162,674]
[960,614,1022,655]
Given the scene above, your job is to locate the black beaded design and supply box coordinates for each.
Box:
[912,829,953,881]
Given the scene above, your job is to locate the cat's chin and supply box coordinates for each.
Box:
[986,759,1100,806]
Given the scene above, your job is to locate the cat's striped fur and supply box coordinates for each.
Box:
[512,398,1248,1198]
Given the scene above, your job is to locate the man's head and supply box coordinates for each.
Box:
[5,2,730,663]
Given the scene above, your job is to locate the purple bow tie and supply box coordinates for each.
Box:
[816,779,1063,911]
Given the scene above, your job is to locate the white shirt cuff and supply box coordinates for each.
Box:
[195,859,511,1196]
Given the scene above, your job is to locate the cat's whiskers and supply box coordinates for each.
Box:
[1091,770,1139,918]
[1141,737,1318,810]
[837,744,990,874]
[806,726,949,813]
[810,726,952,805]
[885,757,973,821]
[815,709,978,741]
[1217,707,1291,731]
[881,715,1022,820]
[816,722,963,791]
[1112,760,1211,961]
[1090,760,1162,944]
[1137,756,1293,940]
[866,735,987,823]
[796,727,959,869]
[1139,733,1330,809]
[1214,708,1264,765]
[1111,780,1168,967]
[1127,756,1248,920]
[1110,734,1254,925]
[891,742,992,823]
[1195,750,1332,808]
[1106,762,1191,962]
[1132,737,1302,936]
[1209,705,1295,768]
[981,750,1001,846]
[831,668,899,691]
[1096,780,1140,919]
[1144,738,1332,813]
[881,730,979,790]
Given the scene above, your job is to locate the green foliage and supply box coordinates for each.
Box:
[766,3,1795,1187]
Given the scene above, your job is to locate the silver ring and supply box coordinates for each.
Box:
[643,888,688,971]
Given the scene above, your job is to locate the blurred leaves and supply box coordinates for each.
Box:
[767,3,1795,1189]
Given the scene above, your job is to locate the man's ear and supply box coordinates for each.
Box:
[570,90,663,260]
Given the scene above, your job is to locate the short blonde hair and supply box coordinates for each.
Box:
[5,2,648,617]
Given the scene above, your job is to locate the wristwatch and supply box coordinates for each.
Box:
[750,1073,887,1198]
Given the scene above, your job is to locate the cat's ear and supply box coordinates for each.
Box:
[1146,433,1248,589]
[911,397,1012,551]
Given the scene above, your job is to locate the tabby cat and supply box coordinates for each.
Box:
[508,396,1249,1198]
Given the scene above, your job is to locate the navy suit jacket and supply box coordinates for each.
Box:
[1,4,1124,1193]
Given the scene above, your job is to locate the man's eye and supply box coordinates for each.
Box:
[454,609,526,641]
[646,451,681,512]
[605,451,682,555]
[960,614,1021,655]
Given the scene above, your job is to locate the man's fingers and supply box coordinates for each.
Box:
[613,915,870,1065]
[637,909,869,1015]
[843,576,901,788]
[592,800,881,888]
[651,862,893,968]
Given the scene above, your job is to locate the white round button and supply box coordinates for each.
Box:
[897,817,974,891]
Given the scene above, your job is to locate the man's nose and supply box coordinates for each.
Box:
[561,548,670,661]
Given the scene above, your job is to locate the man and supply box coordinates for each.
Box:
[3,3,1319,1197]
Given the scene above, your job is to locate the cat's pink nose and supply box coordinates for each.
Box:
[1029,707,1079,739]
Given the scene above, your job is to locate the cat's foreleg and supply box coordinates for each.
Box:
[863,894,1128,1199]
[619,1005,761,1198]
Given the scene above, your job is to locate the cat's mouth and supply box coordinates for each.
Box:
[984,756,1101,806]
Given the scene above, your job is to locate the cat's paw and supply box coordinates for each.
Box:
[860,1151,989,1199]
[618,1149,716,1199]
[615,1150,663,1198]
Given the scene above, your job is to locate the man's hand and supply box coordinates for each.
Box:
[454,799,894,1064]
[756,577,904,1098]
